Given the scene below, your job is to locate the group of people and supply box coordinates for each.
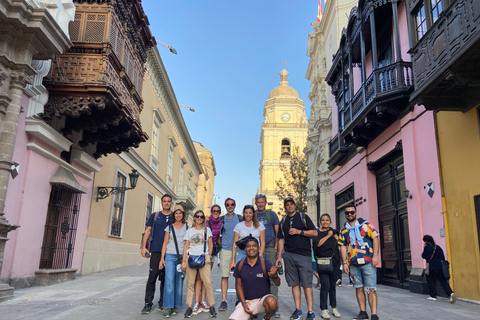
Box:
[140,193,455,320]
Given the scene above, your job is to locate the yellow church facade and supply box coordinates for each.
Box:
[259,69,308,217]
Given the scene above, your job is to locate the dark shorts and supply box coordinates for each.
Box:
[283,251,313,288]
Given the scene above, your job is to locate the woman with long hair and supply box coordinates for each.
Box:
[313,213,341,319]
[182,210,217,318]
[195,204,223,313]
[159,205,187,317]
[229,204,265,271]
[422,235,456,303]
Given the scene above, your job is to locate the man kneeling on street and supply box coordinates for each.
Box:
[229,237,281,320]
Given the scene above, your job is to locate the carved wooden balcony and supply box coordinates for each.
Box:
[408,0,480,112]
[328,61,414,168]
[42,0,154,158]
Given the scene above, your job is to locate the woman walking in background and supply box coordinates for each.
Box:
[159,205,187,317]
[313,213,341,319]
[422,235,456,303]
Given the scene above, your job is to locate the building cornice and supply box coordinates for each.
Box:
[146,46,203,176]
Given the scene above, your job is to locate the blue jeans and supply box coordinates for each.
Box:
[235,249,247,263]
[350,263,377,290]
[163,254,184,308]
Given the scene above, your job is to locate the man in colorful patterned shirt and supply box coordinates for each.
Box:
[338,205,379,320]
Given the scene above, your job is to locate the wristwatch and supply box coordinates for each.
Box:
[300,230,304,236]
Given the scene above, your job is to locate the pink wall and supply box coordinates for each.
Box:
[330,107,444,268]
[2,94,94,280]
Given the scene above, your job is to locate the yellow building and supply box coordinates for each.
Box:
[259,68,308,217]
[82,46,205,275]
[194,142,217,215]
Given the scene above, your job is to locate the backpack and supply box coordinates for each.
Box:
[237,257,268,280]
[279,212,307,239]
[141,211,159,250]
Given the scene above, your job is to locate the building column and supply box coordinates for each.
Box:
[392,0,402,62]
[369,6,378,69]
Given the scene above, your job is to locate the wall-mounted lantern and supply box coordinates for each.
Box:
[96,169,140,201]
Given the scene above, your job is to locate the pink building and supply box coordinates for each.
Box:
[325,0,444,293]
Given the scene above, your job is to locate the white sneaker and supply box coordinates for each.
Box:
[331,308,341,318]
[320,309,330,319]
[427,297,437,301]
[192,303,200,315]
[450,293,456,304]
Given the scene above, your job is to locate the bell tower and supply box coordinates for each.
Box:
[259,68,308,216]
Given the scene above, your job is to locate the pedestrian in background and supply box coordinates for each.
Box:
[230,205,266,270]
[276,197,318,320]
[313,214,341,319]
[339,205,380,320]
[141,194,172,314]
[254,194,281,318]
[159,205,188,317]
[218,198,243,312]
[422,235,456,303]
[182,210,217,318]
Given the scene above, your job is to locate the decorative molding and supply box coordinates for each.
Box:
[71,148,102,172]
[49,165,88,193]
[25,118,72,151]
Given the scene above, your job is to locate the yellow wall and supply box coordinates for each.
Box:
[436,108,480,300]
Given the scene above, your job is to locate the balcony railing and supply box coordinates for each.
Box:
[327,133,349,167]
[175,184,196,210]
[339,61,413,131]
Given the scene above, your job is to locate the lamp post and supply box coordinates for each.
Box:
[156,40,177,54]
[179,104,195,112]
[97,169,140,201]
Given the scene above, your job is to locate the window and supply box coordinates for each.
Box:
[151,121,160,158]
[281,139,291,159]
[145,193,154,224]
[110,170,127,237]
[149,109,164,171]
[412,0,450,42]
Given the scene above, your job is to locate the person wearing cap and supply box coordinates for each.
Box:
[159,204,188,317]
[229,237,281,320]
[255,194,281,318]
[141,194,173,314]
[277,197,318,320]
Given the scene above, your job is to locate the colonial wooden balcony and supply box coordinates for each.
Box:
[408,0,480,112]
[175,184,196,211]
[42,0,154,158]
[328,61,414,168]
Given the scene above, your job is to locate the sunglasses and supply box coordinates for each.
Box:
[226,203,235,207]
[344,211,356,215]
[255,194,266,199]
[195,215,205,219]
[244,205,255,210]
[212,210,221,213]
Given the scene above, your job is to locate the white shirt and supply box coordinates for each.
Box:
[184,227,213,255]
[233,221,265,247]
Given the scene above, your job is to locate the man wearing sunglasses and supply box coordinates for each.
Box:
[338,205,379,320]
[218,197,243,312]
[255,194,281,318]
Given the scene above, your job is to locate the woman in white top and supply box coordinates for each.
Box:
[230,204,265,270]
[181,210,217,318]
[159,205,187,317]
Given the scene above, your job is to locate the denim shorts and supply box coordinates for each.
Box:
[350,263,377,290]
[312,261,317,272]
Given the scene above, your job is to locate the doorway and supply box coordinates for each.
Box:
[376,156,411,288]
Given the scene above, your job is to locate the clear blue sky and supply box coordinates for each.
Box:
[142,0,320,210]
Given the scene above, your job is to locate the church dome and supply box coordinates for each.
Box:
[268,68,299,99]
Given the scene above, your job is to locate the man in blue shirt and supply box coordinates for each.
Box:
[230,237,280,320]
[141,194,172,314]
[255,194,281,318]
[218,197,242,312]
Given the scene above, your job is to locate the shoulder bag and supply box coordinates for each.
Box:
[425,245,436,276]
[208,220,222,256]
[314,229,334,273]
[187,228,207,269]
[142,212,159,251]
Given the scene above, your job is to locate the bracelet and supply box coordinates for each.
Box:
[242,301,247,305]
[270,274,279,279]
[342,262,347,265]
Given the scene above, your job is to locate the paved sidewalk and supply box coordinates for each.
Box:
[0,263,478,320]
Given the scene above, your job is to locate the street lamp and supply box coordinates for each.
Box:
[97,169,140,201]
[179,104,195,112]
[156,40,177,54]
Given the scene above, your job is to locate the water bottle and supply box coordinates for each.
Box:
[277,260,283,275]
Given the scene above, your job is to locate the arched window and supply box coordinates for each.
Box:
[281,139,291,159]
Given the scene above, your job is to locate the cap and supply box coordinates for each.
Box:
[173,204,185,212]
[284,197,296,206]
[246,236,259,246]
